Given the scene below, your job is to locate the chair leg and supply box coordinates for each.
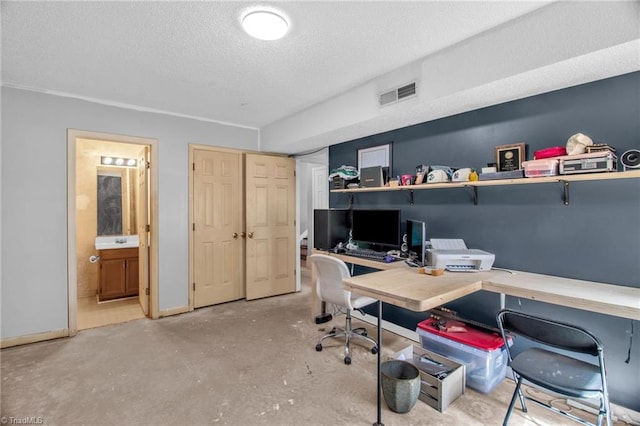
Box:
[317,328,347,345]
[504,376,525,425]
[597,395,612,426]
[509,370,527,413]
[344,333,352,364]
[316,308,377,364]
[346,310,377,345]
[350,331,378,348]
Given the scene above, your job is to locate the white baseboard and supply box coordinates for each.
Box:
[352,310,419,342]
[1,328,69,348]
[158,305,190,317]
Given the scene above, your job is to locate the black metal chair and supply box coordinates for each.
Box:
[496,309,611,426]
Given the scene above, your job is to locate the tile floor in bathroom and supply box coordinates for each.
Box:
[77,295,145,330]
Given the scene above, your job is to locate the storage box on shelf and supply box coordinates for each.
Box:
[534,146,567,159]
[522,158,559,177]
[559,151,617,175]
[389,345,465,412]
[416,318,509,394]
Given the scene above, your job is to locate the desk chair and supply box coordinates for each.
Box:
[496,309,611,426]
[309,254,378,365]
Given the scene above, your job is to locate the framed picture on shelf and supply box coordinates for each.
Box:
[495,143,526,171]
[358,143,392,176]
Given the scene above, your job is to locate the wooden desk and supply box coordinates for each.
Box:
[343,268,640,321]
[340,268,483,311]
[311,250,640,321]
[481,271,640,321]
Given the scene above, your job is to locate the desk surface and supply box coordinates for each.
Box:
[310,250,640,320]
[333,256,640,320]
[341,268,484,311]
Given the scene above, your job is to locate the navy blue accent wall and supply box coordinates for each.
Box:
[330,72,640,409]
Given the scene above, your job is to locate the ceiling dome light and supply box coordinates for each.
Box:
[242,10,288,40]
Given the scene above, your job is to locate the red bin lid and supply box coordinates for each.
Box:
[534,146,567,160]
[417,318,506,351]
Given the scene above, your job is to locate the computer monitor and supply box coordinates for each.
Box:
[406,219,427,266]
[313,209,351,250]
[351,209,401,249]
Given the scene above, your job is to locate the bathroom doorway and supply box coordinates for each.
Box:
[67,129,159,333]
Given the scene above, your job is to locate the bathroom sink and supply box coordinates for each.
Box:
[95,235,139,250]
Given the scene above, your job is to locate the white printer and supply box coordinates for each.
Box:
[426,239,495,272]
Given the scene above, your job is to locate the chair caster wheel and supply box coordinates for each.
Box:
[344,356,351,365]
[371,346,378,355]
[315,344,323,352]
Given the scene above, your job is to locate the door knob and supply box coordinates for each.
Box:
[248,232,254,238]
[232,232,238,239]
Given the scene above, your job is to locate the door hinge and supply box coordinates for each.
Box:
[193,282,196,291]
[145,224,150,232]
[146,161,151,169]
[192,162,195,171]
[192,223,195,231]
[145,287,150,295]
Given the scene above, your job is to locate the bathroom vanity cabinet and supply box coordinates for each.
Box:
[98,248,139,301]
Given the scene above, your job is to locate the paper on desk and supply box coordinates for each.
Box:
[430,239,467,250]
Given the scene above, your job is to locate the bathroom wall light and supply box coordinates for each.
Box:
[242,10,289,40]
[101,156,137,168]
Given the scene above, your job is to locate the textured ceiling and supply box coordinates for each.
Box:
[2,1,553,129]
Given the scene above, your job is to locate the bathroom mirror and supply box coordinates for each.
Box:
[97,167,137,236]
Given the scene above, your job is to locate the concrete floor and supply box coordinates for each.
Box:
[1,269,617,425]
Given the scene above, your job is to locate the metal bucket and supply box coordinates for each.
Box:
[381,360,421,413]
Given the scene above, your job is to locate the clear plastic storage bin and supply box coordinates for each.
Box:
[417,318,509,394]
[521,158,559,177]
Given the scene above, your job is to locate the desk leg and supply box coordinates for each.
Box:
[374,300,384,426]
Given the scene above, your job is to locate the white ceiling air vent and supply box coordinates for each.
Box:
[378,82,417,106]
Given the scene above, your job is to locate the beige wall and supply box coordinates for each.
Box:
[76,138,143,298]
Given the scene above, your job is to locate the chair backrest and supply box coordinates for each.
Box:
[496,309,601,356]
[309,254,352,309]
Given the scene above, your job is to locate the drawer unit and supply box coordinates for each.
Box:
[390,345,465,412]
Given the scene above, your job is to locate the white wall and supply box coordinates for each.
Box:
[294,150,327,290]
[260,1,640,154]
[1,87,259,339]
[295,149,328,246]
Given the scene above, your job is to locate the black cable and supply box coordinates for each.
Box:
[625,320,633,364]
[288,146,327,158]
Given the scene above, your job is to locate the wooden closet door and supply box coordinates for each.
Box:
[136,145,150,315]
[245,154,296,300]
[193,149,244,307]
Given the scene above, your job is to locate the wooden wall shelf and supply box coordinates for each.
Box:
[331,170,640,205]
